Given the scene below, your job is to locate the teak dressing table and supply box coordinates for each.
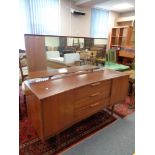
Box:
[24,67,129,141]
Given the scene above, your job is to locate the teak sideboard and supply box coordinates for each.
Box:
[24,69,129,141]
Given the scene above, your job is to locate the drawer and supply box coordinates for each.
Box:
[75,80,111,100]
[74,98,110,121]
[74,90,110,109]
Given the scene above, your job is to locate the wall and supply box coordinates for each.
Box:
[70,7,91,37]
[94,39,107,45]
[60,0,91,37]
[107,11,119,32]
[45,37,59,47]
[21,0,118,49]
[60,0,119,41]
[119,11,135,17]
[60,0,119,49]
[60,1,135,38]
[60,0,72,36]
[107,11,120,49]
[116,11,135,24]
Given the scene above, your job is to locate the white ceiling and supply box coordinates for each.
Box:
[71,0,135,13]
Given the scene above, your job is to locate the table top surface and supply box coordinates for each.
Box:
[25,67,129,100]
[28,65,99,79]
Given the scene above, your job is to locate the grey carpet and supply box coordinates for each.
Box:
[62,113,135,155]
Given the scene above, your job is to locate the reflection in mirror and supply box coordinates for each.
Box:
[44,36,108,69]
[79,38,84,49]
[67,38,84,48]
[84,38,93,49]
[94,39,107,46]
[45,36,62,69]
[67,37,84,51]
[45,36,60,51]
[67,37,74,46]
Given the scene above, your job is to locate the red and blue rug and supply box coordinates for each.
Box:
[20,110,116,155]
[19,86,133,155]
[108,96,135,118]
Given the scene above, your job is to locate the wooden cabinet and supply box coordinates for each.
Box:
[19,52,28,82]
[110,26,132,49]
[25,69,129,141]
[109,26,135,64]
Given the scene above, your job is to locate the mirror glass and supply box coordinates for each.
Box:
[45,36,60,51]
[45,35,108,69]
[94,38,107,46]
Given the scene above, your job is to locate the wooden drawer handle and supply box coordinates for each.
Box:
[91,82,101,86]
[89,92,100,97]
[90,102,100,107]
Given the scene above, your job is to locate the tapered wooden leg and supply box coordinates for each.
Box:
[23,94,27,117]
[19,96,22,120]
[56,134,61,150]
[111,105,115,116]
[129,83,135,109]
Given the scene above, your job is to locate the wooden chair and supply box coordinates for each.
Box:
[95,50,106,66]
[94,46,106,66]
[19,53,28,82]
[19,50,28,119]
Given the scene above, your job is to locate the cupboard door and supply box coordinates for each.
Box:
[110,76,129,105]
[42,91,74,138]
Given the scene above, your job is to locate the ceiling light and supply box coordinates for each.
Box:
[112,3,134,10]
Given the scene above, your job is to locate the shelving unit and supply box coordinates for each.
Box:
[110,26,132,49]
[109,26,135,65]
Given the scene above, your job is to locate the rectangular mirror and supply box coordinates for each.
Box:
[25,34,108,70]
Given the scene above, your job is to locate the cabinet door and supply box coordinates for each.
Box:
[42,90,74,139]
[110,76,129,105]
[110,28,120,47]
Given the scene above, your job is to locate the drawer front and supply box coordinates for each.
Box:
[74,98,110,121]
[74,90,110,109]
[75,80,111,100]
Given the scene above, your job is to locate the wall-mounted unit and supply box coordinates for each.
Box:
[71,8,85,15]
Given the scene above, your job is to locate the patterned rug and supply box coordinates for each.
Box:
[20,110,116,155]
[19,86,27,119]
[108,96,135,118]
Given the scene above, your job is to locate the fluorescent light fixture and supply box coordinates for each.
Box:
[112,3,134,10]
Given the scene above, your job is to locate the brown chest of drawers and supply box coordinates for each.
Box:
[74,80,111,122]
[25,69,129,141]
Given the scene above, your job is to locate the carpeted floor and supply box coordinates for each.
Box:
[19,110,116,155]
[62,113,135,155]
[108,96,135,118]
